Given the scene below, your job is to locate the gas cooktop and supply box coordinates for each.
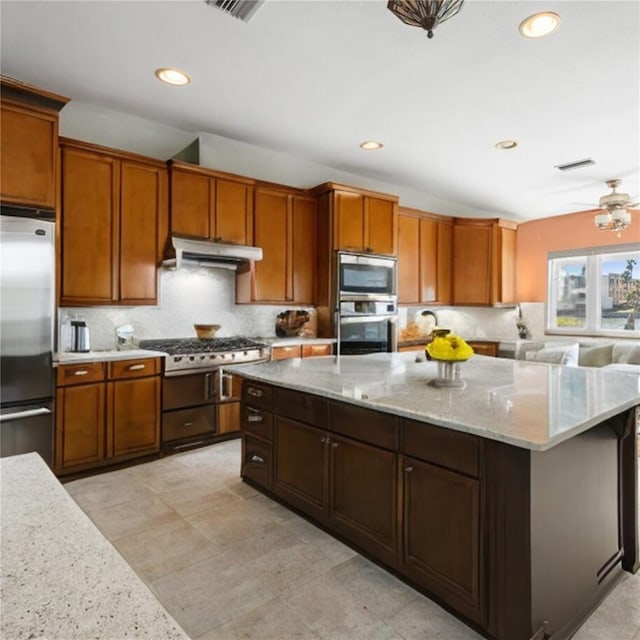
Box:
[139,337,270,373]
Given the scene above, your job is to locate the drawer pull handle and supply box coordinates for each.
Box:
[73,370,89,376]
[128,364,146,371]
[182,422,193,428]
[247,388,264,398]
[250,454,265,465]
[247,410,263,423]
[404,466,414,473]
[331,442,338,448]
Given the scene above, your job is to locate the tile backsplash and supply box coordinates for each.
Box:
[398,302,545,343]
[59,264,546,352]
[58,266,315,351]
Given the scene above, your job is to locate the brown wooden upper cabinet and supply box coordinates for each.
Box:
[452,218,517,306]
[236,187,316,305]
[169,161,253,245]
[0,76,69,211]
[398,208,452,305]
[59,139,167,306]
[313,183,398,257]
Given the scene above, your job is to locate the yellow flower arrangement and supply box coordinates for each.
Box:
[426,333,474,362]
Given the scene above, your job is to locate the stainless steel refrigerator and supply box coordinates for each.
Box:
[0,210,55,466]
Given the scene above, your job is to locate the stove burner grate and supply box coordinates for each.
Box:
[139,336,268,356]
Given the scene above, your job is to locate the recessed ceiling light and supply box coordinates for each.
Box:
[360,140,384,151]
[495,140,518,150]
[519,12,561,38]
[155,67,191,86]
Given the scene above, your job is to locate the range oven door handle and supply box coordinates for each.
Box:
[219,370,234,401]
[339,315,394,325]
[204,372,214,400]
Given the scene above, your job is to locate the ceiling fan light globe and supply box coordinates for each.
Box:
[594,212,612,230]
[611,208,631,225]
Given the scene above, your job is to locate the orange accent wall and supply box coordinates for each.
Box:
[516,210,640,302]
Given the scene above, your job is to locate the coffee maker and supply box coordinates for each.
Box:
[61,316,91,353]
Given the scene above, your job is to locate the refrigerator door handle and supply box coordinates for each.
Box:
[0,407,52,423]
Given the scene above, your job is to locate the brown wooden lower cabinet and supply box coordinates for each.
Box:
[55,358,161,475]
[401,455,481,623]
[467,340,499,357]
[108,374,161,457]
[239,378,638,640]
[271,343,333,361]
[272,415,399,566]
[56,379,106,469]
[329,433,397,567]
[273,417,326,519]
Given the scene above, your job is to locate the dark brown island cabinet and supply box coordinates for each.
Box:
[239,379,638,640]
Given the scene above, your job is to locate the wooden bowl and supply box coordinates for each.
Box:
[194,324,221,339]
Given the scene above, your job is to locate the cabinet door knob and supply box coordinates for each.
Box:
[320,437,327,443]
[331,442,339,448]
[403,466,414,473]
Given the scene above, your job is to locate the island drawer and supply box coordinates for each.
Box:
[56,362,105,386]
[242,435,271,490]
[329,401,399,451]
[241,405,273,441]
[242,381,273,410]
[274,387,328,429]
[402,419,479,477]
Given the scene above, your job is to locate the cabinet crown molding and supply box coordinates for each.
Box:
[309,182,399,202]
[1,75,69,112]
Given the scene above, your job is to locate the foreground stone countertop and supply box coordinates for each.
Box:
[233,352,640,451]
[0,453,189,640]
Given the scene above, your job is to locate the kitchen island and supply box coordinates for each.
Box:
[234,352,639,640]
[0,453,189,640]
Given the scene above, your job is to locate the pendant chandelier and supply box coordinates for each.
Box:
[387,0,465,39]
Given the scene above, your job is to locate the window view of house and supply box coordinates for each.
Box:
[548,247,640,335]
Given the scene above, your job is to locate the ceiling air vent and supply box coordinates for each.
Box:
[555,158,595,171]
[204,0,264,22]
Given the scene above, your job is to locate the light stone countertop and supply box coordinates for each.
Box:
[54,348,168,365]
[232,351,640,451]
[0,453,189,640]
[253,337,336,347]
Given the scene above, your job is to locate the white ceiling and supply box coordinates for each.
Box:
[1,0,639,222]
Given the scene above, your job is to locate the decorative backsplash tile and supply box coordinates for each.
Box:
[58,264,545,352]
[58,266,315,351]
[397,303,545,343]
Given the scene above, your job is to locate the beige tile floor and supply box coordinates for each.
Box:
[65,440,640,640]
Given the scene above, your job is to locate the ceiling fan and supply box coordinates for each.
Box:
[593,179,639,235]
[597,178,639,211]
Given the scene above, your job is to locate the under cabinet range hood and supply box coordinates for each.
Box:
[168,235,263,270]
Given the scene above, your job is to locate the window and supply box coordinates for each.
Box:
[547,244,640,337]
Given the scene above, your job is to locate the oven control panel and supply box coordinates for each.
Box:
[166,347,269,373]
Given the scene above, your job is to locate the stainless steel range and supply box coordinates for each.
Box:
[139,337,269,452]
[139,337,270,375]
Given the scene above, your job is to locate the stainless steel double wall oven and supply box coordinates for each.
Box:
[336,251,398,355]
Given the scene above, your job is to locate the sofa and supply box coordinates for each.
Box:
[515,340,640,375]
